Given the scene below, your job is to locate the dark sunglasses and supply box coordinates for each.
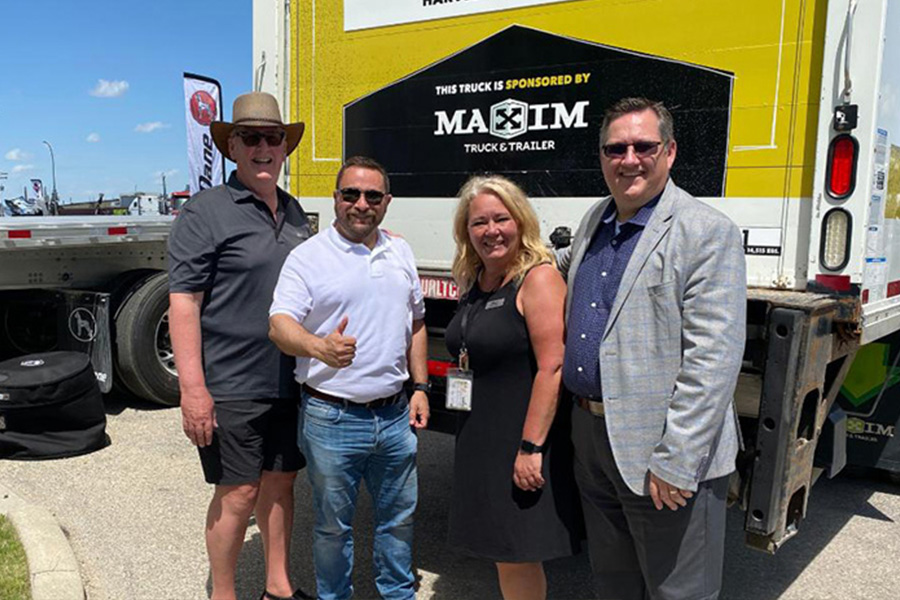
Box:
[601,141,663,158]
[338,187,386,205]
[234,129,286,147]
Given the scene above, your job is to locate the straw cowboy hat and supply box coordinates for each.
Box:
[210,92,305,161]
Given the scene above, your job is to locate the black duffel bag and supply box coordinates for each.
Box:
[0,351,109,460]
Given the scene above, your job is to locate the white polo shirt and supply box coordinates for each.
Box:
[270,225,425,402]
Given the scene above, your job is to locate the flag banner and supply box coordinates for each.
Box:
[183,73,224,196]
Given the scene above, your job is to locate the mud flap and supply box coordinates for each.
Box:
[55,291,113,394]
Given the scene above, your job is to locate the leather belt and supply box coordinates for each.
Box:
[302,383,403,409]
[575,395,605,417]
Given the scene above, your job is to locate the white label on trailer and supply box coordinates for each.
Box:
[870,129,888,231]
[741,227,782,256]
[867,225,883,257]
[344,0,580,31]
[420,275,459,300]
[865,257,888,303]
[865,128,890,302]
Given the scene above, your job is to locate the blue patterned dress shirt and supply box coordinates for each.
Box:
[562,194,661,399]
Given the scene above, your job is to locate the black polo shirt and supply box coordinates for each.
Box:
[168,171,312,401]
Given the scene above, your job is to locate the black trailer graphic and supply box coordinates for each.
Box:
[344,25,733,198]
[839,330,900,472]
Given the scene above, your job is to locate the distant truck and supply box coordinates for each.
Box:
[252,0,900,551]
[124,194,166,217]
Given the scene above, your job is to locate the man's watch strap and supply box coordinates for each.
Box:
[520,439,544,454]
[413,382,431,394]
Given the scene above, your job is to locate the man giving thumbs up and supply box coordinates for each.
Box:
[268,156,429,600]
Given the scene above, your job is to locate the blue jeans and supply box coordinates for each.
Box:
[299,393,418,600]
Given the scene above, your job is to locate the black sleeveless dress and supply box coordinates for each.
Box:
[444,278,582,562]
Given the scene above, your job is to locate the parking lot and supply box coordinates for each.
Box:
[2,397,900,599]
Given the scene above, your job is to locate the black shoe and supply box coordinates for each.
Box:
[260,587,314,600]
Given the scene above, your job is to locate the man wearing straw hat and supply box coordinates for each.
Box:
[169,92,313,600]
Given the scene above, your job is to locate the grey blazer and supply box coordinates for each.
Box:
[559,179,746,495]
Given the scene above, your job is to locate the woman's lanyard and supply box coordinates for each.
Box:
[446,296,478,412]
[458,280,509,369]
[458,300,474,370]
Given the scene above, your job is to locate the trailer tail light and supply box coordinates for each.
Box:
[825,134,858,199]
[820,208,852,271]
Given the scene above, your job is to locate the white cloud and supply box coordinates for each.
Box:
[86,133,101,143]
[5,148,31,161]
[11,164,35,173]
[153,168,179,178]
[90,79,129,98]
[135,121,168,133]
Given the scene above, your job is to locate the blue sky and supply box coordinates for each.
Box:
[0,1,251,203]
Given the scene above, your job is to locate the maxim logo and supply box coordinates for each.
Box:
[434,99,590,140]
[847,417,895,438]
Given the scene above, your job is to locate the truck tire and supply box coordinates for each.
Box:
[114,272,179,405]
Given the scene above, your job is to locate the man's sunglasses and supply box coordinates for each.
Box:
[338,187,386,205]
[601,141,663,158]
[234,129,286,147]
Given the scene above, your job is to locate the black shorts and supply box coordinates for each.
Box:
[198,398,305,485]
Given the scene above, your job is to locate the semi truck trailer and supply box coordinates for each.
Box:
[0,215,178,405]
[252,0,900,551]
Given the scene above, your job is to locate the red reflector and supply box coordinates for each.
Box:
[108,227,128,235]
[828,136,856,197]
[428,360,453,378]
[8,230,32,239]
[815,274,851,292]
[862,289,870,304]
[888,281,900,298]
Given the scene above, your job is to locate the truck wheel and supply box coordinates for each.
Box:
[115,272,180,405]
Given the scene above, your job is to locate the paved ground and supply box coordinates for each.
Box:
[2,396,900,599]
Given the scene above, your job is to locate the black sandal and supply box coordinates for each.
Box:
[259,587,314,600]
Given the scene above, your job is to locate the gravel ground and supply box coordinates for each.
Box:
[2,396,900,599]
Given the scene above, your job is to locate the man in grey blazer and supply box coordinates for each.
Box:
[558,97,746,600]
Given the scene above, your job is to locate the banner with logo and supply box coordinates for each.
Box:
[184,73,224,196]
[29,179,43,200]
[344,0,580,31]
[344,26,733,198]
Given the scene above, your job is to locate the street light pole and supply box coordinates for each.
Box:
[42,140,59,214]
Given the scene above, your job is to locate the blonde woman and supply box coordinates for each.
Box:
[444,175,582,600]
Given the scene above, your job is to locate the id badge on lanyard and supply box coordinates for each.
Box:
[446,301,476,411]
[446,367,473,411]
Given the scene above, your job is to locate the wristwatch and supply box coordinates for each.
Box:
[413,382,431,394]
[519,439,544,454]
